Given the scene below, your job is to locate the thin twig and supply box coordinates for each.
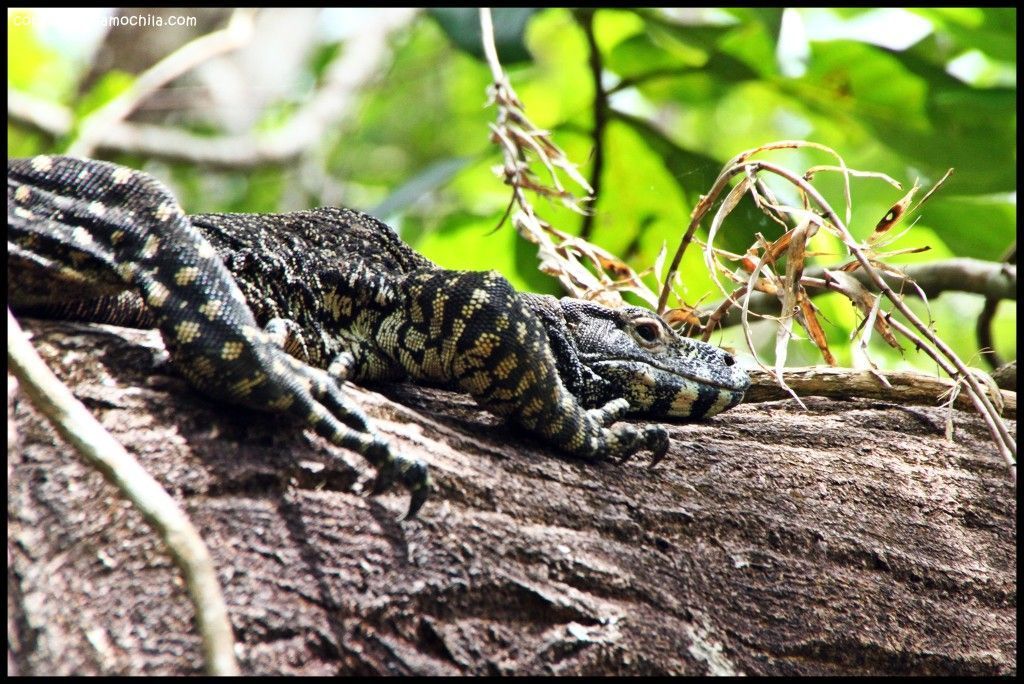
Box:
[479,8,505,83]
[576,8,608,241]
[7,311,239,675]
[976,297,1005,370]
[655,162,740,314]
[68,9,257,157]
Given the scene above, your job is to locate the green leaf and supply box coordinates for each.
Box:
[428,8,538,64]
[727,7,785,41]
[918,195,1016,259]
[909,8,1017,63]
[883,45,1015,193]
[308,40,343,83]
[606,32,703,78]
[718,7,784,77]
[611,110,777,259]
[797,40,1015,194]
[643,9,780,78]
[801,40,930,130]
[371,157,473,219]
[590,8,645,54]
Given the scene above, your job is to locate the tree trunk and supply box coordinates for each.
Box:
[8,319,1016,675]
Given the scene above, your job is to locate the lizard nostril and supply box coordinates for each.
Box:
[723,353,735,367]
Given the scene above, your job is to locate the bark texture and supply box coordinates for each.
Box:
[8,320,1017,675]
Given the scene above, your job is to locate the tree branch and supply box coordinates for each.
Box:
[9,318,1017,675]
[746,366,1015,420]
[977,241,1016,370]
[703,258,1016,328]
[754,160,1016,471]
[7,88,72,137]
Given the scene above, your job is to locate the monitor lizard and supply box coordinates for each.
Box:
[7,155,750,518]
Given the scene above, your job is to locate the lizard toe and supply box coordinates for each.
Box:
[587,397,631,426]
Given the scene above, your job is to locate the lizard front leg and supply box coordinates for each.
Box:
[389,269,669,462]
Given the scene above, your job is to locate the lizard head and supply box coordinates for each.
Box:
[555,298,750,420]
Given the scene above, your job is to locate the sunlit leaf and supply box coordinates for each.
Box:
[920,195,1017,259]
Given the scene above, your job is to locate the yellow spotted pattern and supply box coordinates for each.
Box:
[175,321,201,343]
[175,266,200,285]
[198,299,223,320]
[221,341,244,360]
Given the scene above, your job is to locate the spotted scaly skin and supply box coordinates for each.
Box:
[7,156,750,517]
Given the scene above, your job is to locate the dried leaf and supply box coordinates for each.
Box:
[823,269,903,351]
[798,295,836,366]
[663,306,702,329]
[652,242,667,286]
[872,179,920,238]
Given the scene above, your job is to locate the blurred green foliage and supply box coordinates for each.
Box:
[7,7,1016,372]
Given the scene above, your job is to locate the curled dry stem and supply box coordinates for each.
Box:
[669,141,1014,475]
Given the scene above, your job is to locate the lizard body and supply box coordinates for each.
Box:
[8,155,749,517]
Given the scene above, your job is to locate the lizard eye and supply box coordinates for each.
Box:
[633,319,662,344]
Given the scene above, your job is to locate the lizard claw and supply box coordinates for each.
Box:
[400,477,432,521]
[369,450,431,520]
[614,424,669,465]
[645,427,670,467]
[397,458,432,520]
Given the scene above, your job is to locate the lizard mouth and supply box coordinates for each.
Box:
[587,358,750,419]
[588,355,751,392]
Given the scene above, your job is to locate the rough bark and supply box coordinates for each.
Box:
[8,319,1016,675]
